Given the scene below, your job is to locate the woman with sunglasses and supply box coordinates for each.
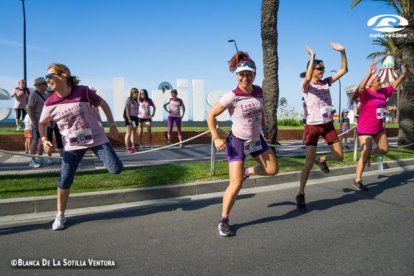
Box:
[353,63,406,191]
[296,43,348,213]
[207,51,278,236]
[39,63,123,230]
[124,88,139,153]
[137,89,156,149]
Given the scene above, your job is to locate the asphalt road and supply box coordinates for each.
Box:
[1,166,413,275]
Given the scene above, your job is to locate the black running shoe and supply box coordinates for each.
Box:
[218,218,233,236]
[296,193,306,213]
[314,157,330,174]
[353,180,368,191]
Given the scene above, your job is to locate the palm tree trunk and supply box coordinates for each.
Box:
[261,0,279,147]
[395,23,414,148]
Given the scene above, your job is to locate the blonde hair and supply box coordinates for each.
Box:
[48,63,80,86]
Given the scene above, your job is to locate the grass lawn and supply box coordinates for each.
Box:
[0,148,413,199]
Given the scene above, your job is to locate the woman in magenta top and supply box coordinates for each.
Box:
[207,51,278,236]
[123,88,139,153]
[39,63,123,230]
[137,89,156,149]
[163,89,185,147]
[354,63,406,191]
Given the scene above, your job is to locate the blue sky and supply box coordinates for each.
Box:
[0,0,398,119]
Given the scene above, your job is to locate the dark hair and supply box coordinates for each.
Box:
[139,89,149,101]
[228,51,255,72]
[171,89,178,95]
[130,87,139,102]
[299,59,324,78]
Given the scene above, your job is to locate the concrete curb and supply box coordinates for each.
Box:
[1,158,414,216]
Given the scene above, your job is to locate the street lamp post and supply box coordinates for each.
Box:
[331,70,341,119]
[227,39,238,52]
[21,0,27,85]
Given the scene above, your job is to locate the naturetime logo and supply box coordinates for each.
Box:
[368,14,408,38]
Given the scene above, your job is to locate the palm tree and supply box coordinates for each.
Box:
[352,0,414,148]
[367,37,401,66]
[261,0,280,147]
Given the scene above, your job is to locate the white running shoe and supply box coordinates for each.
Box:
[52,214,67,230]
[28,160,41,168]
[139,145,144,150]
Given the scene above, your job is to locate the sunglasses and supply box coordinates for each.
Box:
[45,73,58,80]
[314,66,325,71]
[236,61,256,70]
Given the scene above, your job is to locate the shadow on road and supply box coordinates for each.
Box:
[231,171,413,235]
[0,194,255,236]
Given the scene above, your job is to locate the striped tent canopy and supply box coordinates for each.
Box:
[378,55,399,87]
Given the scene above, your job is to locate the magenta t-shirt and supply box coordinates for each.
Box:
[138,99,155,119]
[303,77,334,125]
[167,98,184,118]
[357,85,394,134]
[219,85,263,140]
[39,85,109,151]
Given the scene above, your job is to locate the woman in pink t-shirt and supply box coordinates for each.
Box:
[353,63,406,191]
[123,88,139,153]
[137,89,156,149]
[297,43,348,213]
[207,51,278,236]
[39,63,123,231]
[163,89,185,147]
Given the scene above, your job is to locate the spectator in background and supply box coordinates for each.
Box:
[137,89,156,149]
[340,110,350,149]
[23,115,32,155]
[27,77,48,168]
[46,88,64,161]
[123,88,139,152]
[163,89,185,147]
[11,79,30,130]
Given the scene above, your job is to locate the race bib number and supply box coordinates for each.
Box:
[376,108,386,119]
[320,106,336,122]
[68,128,93,146]
[243,139,262,155]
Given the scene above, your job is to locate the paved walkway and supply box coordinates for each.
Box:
[0,137,400,175]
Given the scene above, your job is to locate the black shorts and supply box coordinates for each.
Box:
[124,115,139,127]
[138,118,151,124]
[47,125,64,149]
[357,130,385,137]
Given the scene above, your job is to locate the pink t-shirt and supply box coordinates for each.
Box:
[125,98,139,117]
[219,85,263,140]
[167,98,184,118]
[357,85,394,134]
[12,87,30,109]
[138,99,155,119]
[39,85,108,151]
[303,77,334,125]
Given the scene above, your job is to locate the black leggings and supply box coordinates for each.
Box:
[15,108,27,120]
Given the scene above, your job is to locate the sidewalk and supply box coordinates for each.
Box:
[0,137,373,175]
[1,153,413,217]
